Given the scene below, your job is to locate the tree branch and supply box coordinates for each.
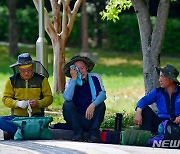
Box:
[131,0,152,53]
[151,0,170,57]
[65,0,71,7]
[50,0,61,34]
[67,0,83,37]
[33,0,57,41]
[61,0,68,41]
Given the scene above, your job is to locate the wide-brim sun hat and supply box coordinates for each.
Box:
[10,53,35,68]
[10,53,49,78]
[156,64,180,84]
[63,55,95,77]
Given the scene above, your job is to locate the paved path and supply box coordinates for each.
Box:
[0,140,179,154]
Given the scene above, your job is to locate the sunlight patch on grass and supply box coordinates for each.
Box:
[105,86,144,114]
[99,57,142,67]
[100,58,128,66]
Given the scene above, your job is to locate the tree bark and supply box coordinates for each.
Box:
[95,1,104,48]
[33,0,83,93]
[52,36,65,93]
[131,0,170,94]
[150,0,170,88]
[7,0,18,57]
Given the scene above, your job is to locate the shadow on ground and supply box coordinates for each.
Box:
[0,140,85,154]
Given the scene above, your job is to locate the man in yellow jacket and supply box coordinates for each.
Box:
[0,53,53,140]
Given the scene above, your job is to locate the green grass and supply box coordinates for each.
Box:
[1,45,180,128]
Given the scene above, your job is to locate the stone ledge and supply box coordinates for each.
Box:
[45,111,62,115]
[51,129,89,140]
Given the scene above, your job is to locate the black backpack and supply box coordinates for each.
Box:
[164,120,180,140]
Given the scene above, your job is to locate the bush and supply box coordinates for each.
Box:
[16,6,38,43]
[101,111,135,130]
[103,14,140,52]
[100,113,115,129]
[162,18,180,56]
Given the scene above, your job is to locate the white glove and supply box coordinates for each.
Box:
[16,100,29,109]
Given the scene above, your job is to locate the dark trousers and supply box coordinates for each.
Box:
[63,101,106,137]
[140,106,167,134]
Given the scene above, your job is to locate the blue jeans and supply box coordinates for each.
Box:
[0,115,17,135]
[63,101,106,137]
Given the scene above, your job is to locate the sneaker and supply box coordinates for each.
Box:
[0,129,4,140]
[4,131,13,140]
[72,135,83,141]
[88,135,100,143]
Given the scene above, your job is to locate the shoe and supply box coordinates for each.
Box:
[4,131,13,140]
[72,135,83,141]
[88,135,100,143]
[0,129,4,140]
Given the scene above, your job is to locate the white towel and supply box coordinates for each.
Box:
[27,101,32,117]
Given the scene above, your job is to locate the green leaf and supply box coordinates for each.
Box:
[100,0,132,22]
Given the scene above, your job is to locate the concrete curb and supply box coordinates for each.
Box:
[0,140,179,154]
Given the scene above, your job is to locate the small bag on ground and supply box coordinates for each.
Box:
[100,130,121,144]
[163,120,180,140]
[121,129,152,146]
[148,120,180,146]
[12,116,53,140]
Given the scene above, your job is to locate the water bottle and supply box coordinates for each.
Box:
[114,113,122,131]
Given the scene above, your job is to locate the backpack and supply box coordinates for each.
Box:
[163,120,180,140]
[148,120,180,146]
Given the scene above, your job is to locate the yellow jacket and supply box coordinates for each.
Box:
[2,73,53,116]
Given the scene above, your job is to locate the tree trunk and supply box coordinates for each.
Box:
[96,21,102,47]
[33,0,82,94]
[7,0,18,57]
[131,0,170,94]
[95,1,105,48]
[150,0,170,88]
[81,0,89,53]
[52,36,66,93]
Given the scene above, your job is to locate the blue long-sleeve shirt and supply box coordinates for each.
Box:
[137,86,180,119]
[63,73,106,113]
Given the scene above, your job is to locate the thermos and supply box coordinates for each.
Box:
[114,113,122,131]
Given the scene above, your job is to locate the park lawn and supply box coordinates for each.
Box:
[0,45,180,127]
